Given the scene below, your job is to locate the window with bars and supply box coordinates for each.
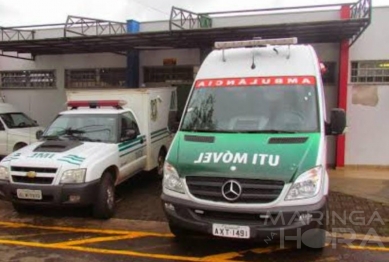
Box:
[65,68,126,88]
[351,61,389,84]
[144,66,194,83]
[0,70,56,89]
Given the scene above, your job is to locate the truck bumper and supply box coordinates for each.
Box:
[0,180,100,206]
[161,193,327,240]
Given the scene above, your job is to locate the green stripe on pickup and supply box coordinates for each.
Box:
[120,145,146,157]
[58,159,81,166]
[62,156,84,162]
[151,128,168,139]
[119,136,145,149]
[118,135,146,152]
[68,155,85,160]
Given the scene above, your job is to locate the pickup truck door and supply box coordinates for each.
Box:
[118,111,147,181]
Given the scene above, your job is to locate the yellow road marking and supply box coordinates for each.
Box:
[200,245,288,261]
[0,239,234,262]
[249,246,288,254]
[330,232,389,242]
[201,251,241,261]
[345,244,389,252]
[0,221,172,238]
[51,234,144,246]
[0,231,73,239]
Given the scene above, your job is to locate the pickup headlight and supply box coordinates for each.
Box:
[285,166,323,201]
[0,166,10,181]
[60,169,86,184]
[163,162,185,194]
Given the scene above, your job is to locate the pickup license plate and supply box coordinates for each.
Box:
[212,224,250,239]
[16,189,42,200]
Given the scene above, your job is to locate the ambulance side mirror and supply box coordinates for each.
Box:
[326,108,346,136]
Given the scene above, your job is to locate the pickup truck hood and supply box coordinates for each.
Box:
[2,140,111,168]
[168,132,321,183]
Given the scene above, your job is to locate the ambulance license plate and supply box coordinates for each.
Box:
[16,189,42,200]
[212,224,250,239]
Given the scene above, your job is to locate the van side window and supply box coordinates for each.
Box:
[120,112,140,139]
[0,120,4,131]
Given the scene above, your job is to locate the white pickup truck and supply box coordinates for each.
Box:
[0,87,176,219]
[0,102,43,156]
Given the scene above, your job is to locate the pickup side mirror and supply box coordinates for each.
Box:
[36,130,43,140]
[122,128,137,141]
[326,108,346,136]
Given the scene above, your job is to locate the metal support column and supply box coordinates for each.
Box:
[336,5,351,168]
[126,20,140,88]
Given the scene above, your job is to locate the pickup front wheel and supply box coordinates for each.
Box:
[93,173,115,219]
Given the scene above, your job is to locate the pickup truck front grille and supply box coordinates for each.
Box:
[12,176,54,185]
[11,166,58,174]
[186,176,284,204]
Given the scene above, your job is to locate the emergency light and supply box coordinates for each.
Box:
[67,100,127,109]
[214,37,298,49]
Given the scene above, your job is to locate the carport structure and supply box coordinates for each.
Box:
[0,0,372,167]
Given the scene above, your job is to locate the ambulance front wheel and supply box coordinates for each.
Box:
[12,202,30,213]
[157,148,167,177]
[169,223,194,239]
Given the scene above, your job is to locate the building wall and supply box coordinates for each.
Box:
[346,7,389,166]
[0,53,125,127]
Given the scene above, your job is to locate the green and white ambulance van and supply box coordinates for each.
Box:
[161,38,346,248]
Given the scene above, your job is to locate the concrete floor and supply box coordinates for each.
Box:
[0,168,387,261]
[329,168,389,204]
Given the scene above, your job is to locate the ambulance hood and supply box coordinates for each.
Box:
[169,132,321,183]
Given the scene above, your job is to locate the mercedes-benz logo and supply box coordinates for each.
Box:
[221,180,242,201]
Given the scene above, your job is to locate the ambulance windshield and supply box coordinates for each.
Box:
[181,80,319,133]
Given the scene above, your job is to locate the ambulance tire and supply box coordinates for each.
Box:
[302,228,326,251]
[169,223,194,239]
[157,148,167,178]
[12,202,30,213]
[93,173,115,219]
[302,209,327,251]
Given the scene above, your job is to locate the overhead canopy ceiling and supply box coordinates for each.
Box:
[0,0,371,57]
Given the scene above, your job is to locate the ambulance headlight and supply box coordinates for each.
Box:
[0,166,10,181]
[285,166,323,200]
[163,162,185,194]
[60,169,86,184]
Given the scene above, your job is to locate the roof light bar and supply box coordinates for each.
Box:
[67,100,127,109]
[214,37,298,49]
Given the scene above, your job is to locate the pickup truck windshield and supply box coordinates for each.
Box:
[0,113,38,129]
[181,84,319,133]
[43,114,118,143]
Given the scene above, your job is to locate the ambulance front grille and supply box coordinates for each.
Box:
[186,176,284,204]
